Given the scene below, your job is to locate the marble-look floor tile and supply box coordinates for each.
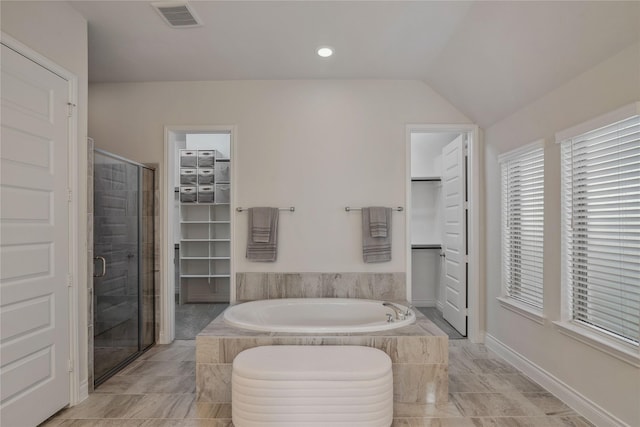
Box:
[393,402,462,418]
[450,392,545,417]
[55,394,147,419]
[95,375,196,394]
[466,416,595,427]
[520,392,577,416]
[185,403,232,419]
[119,361,195,377]
[42,339,595,427]
[392,418,477,427]
[118,393,195,419]
[449,373,545,393]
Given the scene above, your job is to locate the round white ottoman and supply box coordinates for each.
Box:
[232,345,393,427]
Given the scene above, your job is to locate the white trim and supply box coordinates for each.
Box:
[497,296,546,325]
[412,299,438,308]
[485,333,631,427]
[405,123,483,343]
[1,33,86,405]
[553,321,640,368]
[497,138,545,163]
[162,125,237,344]
[555,101,640,143]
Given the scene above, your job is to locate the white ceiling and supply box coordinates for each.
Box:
[69,1,640,126]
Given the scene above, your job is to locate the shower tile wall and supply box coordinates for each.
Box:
[236,272,406,301]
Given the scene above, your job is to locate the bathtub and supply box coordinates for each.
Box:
[223,298,415,333]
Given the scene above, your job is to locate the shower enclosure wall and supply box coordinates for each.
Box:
[93,149,155,386]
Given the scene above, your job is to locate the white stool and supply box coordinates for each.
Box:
[232,345,393,427]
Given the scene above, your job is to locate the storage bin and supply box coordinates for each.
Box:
[198,185,214,203]
[180,186,197,203]
[180,150,197,168]
[180,168,197,185]
[198,168,214,185]
[214,161,230,183]
[198,150,215,167]
[215,183,230,204]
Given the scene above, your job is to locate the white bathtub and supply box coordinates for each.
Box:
[223,298,415,333]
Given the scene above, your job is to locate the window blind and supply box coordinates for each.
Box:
[561,114,640,345]
[500,143,545,310]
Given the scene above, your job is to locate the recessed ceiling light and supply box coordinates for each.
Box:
[317,46,334,58]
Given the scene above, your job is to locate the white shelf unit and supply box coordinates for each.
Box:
[179,203,231,303]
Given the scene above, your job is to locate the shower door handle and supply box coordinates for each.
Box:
[94,256,106,277]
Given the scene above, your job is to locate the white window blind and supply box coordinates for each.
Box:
[560,114,640,345]
[500,142,545,310]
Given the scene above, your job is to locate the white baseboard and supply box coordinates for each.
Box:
[413,299,437,308]
[485,333,629,427]
[436,300,444,312]
[78,379,89,402]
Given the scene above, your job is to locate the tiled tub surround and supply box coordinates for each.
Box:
[236,272,407,301]
[195,307,449,418]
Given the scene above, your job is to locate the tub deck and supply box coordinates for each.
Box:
[196,304,449,418]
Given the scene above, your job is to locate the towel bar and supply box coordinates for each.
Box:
[236,207,295,212]
[345,206,404,212]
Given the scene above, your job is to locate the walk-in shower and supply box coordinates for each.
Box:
[93,149,155,386]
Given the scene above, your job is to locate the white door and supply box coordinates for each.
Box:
[442,135,467,336]
[1,43,71,426]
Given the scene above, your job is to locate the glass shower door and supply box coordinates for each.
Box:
[93,152,146,384]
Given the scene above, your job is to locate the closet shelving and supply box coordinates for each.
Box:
[179,149,231,303]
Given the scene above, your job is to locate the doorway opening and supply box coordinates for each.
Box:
[406,125,482,342]
[163,127,235,342]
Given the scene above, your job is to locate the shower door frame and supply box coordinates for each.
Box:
[93,149,156,386]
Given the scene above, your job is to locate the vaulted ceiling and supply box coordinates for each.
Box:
[69,1,640,126]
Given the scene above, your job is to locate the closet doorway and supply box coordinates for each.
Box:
[163,126,236,343]
[406,125,481,342]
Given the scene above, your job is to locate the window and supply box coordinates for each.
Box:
[499,141,545,312]
[560,110,640,346]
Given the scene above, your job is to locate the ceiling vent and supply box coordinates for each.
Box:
[152,2,202,28]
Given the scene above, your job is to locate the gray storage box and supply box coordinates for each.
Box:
[180,186,197,203]
[198,151,215,167]
[198,168,214,185]
[215,183,230,204]
[180,168,197,185]
[180,150,197,167]
[214,161,230,183]
[198,185,214,203]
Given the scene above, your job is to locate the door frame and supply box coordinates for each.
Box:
[405,124,484,343]
[1,33,84,403]
[161,125,237,344]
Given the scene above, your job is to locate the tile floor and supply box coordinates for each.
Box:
[41,340,594,427]
[417,307,465,340]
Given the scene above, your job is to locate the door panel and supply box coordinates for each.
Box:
[442,135,467,336]
[0,44,70,427]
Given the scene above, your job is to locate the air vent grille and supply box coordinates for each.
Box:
[152,2,202,28]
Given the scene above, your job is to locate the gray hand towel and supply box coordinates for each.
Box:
[368,206,388,238]
[362,207,392,263]
[250,207,273,243]
[246,207,279,262]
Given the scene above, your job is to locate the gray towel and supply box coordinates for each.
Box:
[362,207,392,263]
[246,207,279,262]
[250,207,273,243]
[368,206,388,238]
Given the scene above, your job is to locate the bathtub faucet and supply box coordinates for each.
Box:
[383,302,407,321]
